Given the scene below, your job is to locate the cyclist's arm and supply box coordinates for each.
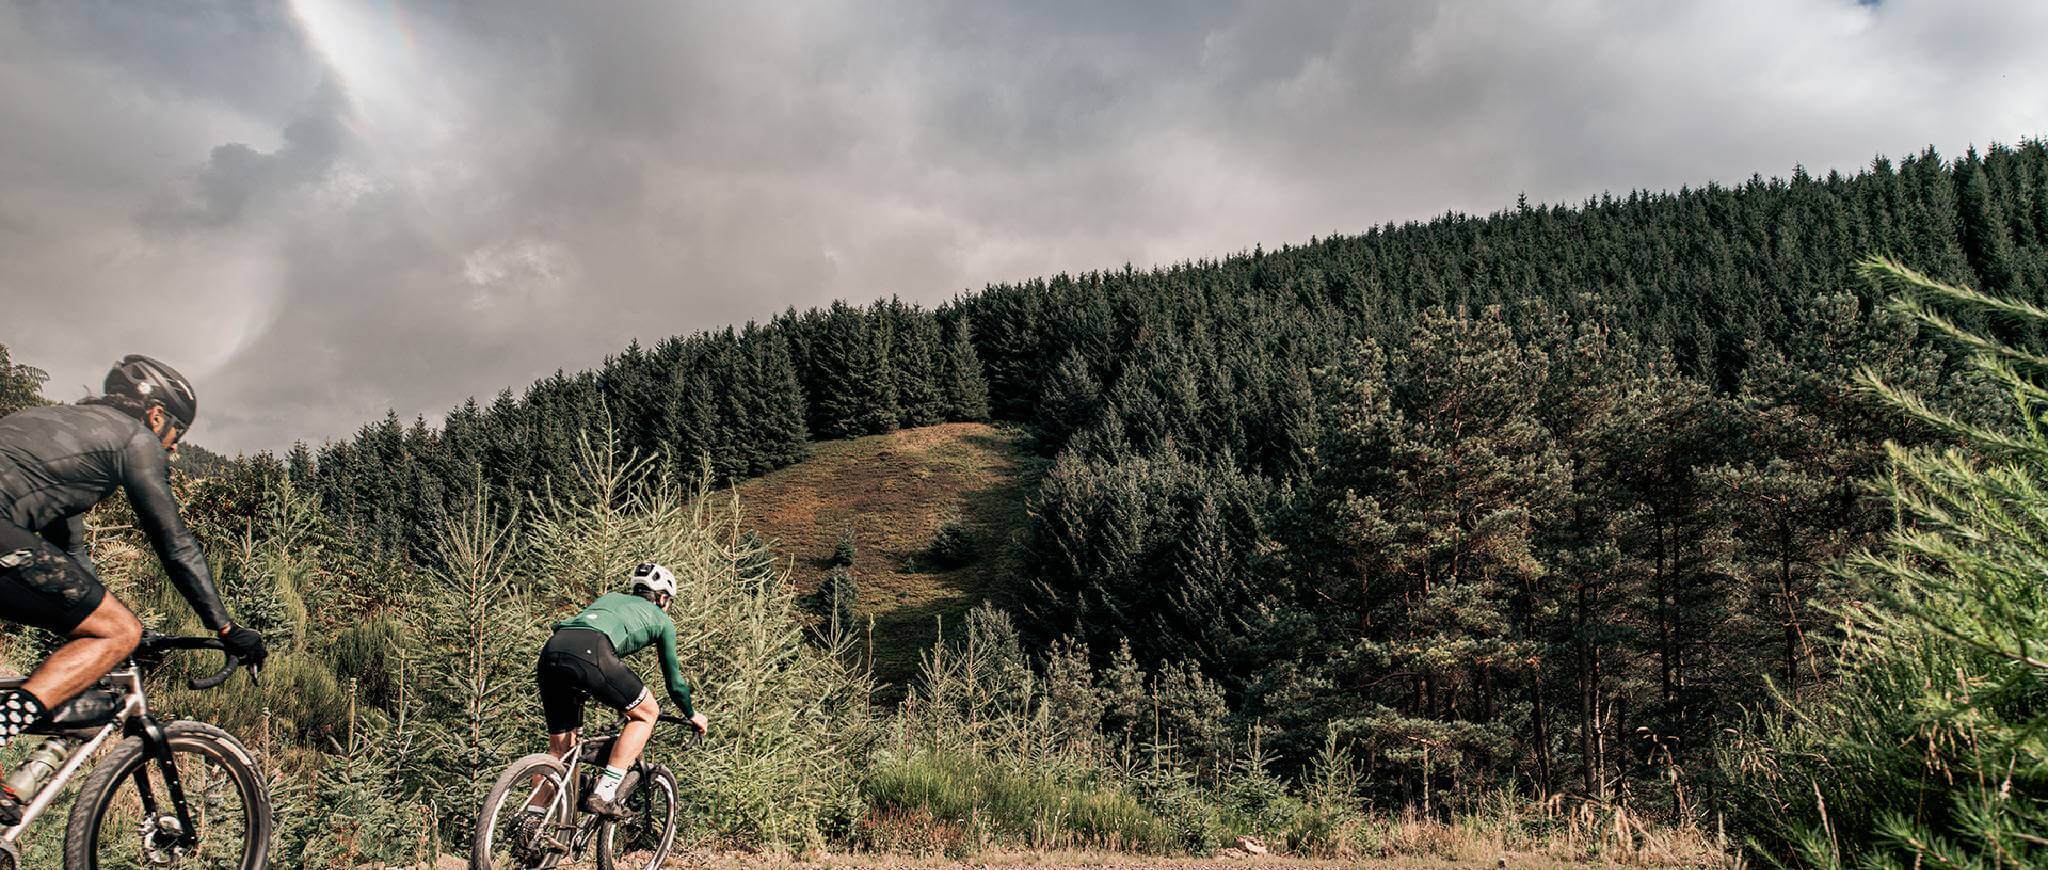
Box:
[656,621,694,716]
[122,432,231,632]
[38,515,99,582]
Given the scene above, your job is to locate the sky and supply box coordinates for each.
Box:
[1,1,2044,454]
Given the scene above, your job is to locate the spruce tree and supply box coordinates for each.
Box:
[940,317,991,422]
[806,301,897,438]
[892,302,947,428]
[1957,149,2020,292]
[744,326,810,470]
[810,566,859,642]
[830,529,856,568]
[1729,258,2048,865]
[1034,348,1103,451]
[861,303,903,434]
[0,342,47,416]
[286,441,316,485]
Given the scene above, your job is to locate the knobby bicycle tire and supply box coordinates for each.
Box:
[63,721,271,870]
[595,763,679,870]
[474,753,572,870]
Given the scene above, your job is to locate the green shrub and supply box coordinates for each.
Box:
[920,519,978,570]
[806,566,860,640]
[830,529,857,568]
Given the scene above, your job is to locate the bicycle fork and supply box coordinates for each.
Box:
[133,716,202,850]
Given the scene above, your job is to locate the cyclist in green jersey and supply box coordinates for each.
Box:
[533,562,708,819]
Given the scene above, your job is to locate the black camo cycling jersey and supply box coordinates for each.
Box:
[0,404,229,634]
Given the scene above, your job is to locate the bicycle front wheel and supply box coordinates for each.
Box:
[595,763,679,870]
[63,720,270,870]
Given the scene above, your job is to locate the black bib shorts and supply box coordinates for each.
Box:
[0,522,106,636]
[536,627,648,735]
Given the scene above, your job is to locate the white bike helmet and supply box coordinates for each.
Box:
[630,562,677,597]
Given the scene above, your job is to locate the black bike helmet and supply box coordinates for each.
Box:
[105,354,198,429]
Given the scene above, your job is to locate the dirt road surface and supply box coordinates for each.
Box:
[663,851,1571,868]
[412,849,1633,868]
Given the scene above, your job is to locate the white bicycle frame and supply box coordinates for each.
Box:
[0,664,149,847]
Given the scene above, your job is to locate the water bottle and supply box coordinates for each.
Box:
[5,737,70,798]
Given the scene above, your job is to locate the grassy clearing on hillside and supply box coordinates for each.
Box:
[732,422,1045,689]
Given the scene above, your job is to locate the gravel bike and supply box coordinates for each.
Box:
[471,713,694,869]
[0,631,269,869]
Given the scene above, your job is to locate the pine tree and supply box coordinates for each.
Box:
[1957,149,2020,292]
[1279,310,1570,804]
[809,566,859,643]
[940,317,991,422]
[1034,349,1103,451]
[1729,258,2048,864]
[286,441,316,485]
[0,342,48,416]
[892,302,947,428]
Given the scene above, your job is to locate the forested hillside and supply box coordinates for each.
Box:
[4,140,2047,864]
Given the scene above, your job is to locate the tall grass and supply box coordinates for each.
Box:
[861,749,1175,856]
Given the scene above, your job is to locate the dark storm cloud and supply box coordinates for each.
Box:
[0,0,2043,453]
[143,84,349,228]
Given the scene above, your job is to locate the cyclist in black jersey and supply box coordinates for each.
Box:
[0,355,268,823]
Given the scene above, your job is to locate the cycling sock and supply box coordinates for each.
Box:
[592,765,626,801]
[0,689,46,745]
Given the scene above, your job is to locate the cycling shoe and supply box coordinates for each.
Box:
[578,792,636,822]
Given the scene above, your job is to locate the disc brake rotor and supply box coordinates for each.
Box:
[138,813,187,865]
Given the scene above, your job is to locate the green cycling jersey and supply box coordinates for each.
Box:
[554,592,693,715]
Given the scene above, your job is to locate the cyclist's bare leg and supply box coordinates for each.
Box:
[22,595,141,709]
[547,731,576,759]
[606,694,658,771]
[525,730,578,810]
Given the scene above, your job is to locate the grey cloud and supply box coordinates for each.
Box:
[14,0,317,119]
[1,0,2044,454]
[144,86,349,227]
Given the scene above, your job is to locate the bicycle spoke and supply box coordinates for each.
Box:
[598,769,678,870]
[480,768,572,869]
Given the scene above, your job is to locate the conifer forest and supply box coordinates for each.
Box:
[7,140,2048,866]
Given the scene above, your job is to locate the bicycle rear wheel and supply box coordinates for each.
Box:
[63,720,270,870]
[474,753,578,870]
[595,764,678,870]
